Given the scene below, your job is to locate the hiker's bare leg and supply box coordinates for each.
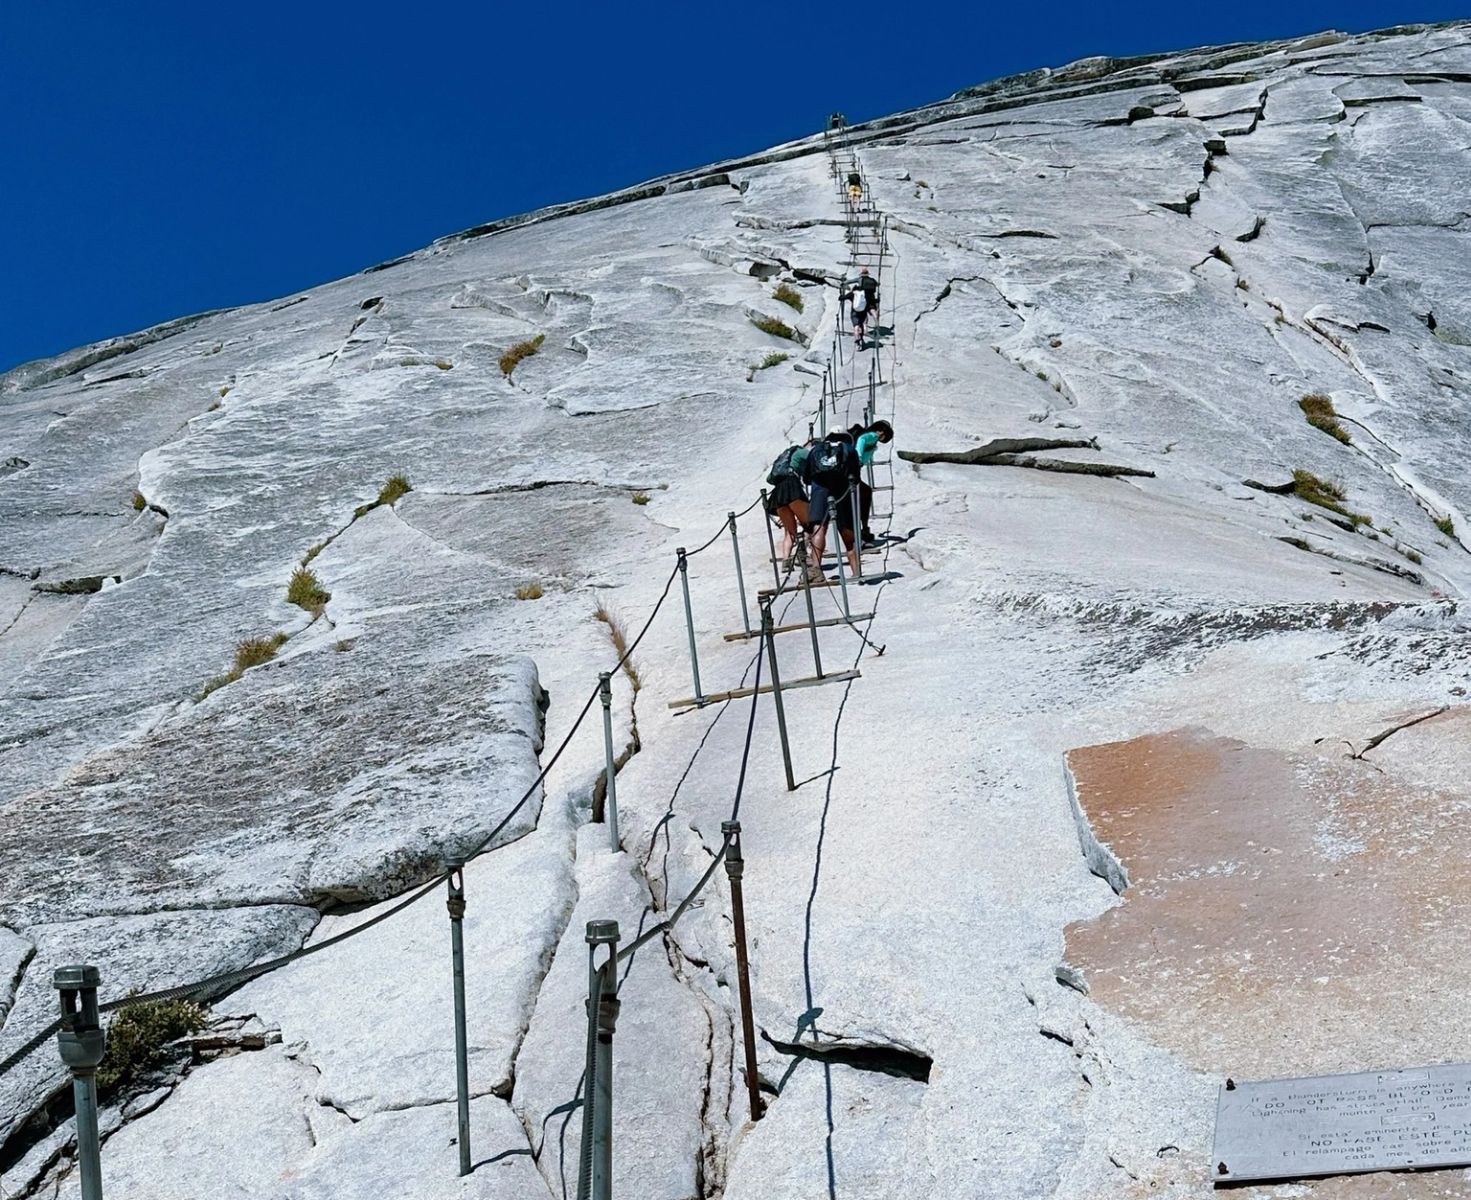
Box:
[777,507,798,559]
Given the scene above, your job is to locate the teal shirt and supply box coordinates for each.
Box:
[856,431,880,466]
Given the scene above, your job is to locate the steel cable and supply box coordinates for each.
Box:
[0,557,688,1081]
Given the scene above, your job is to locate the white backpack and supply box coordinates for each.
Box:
[852,287,868,314]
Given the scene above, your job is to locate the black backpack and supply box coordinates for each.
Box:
[767,445,803,485]
[807,435,852,480]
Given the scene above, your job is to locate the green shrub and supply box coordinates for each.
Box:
[750,314,797,341]
[631,491,650,505]
[1298,393,1351,444]
[1435,515,1456,537]
[772,283,804,312]
[287,567,331,614]
[757,352,789,370]
[131,491,146,512]
[499,334,546,376]
[1405,548,1423,564]
[99,997,207,1094]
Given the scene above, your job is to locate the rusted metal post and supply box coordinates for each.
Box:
[585,920,620,1200]
[722,822,765,1123]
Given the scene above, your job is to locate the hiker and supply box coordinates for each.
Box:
[802,421,894,580]
[845,419,893,544]
[765,442,812,568]
[847,268,880,347]
[848,278,871,347]
[854,266,880,324]
[846,170,863,205]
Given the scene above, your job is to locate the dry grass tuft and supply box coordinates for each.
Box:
[378,475,412,505]
[356,474,412,518]
[772,283,804,312]
[197,632,289,700]
[750,314,797,341]
[1435,514,1456,537]
[594,604,642,692]
[1298,393,1352,444]
[631,491,650,506]
[287,567,331,615]
[499,333,546,376]
[514,582,545,601]
[1291,469,1368,524]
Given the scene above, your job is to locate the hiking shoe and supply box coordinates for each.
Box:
[806,560,826,584]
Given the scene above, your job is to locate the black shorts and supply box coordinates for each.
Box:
[765,476,806,514]
[805,477,856,530]
[851,308,868,327]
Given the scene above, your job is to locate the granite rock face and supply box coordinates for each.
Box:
[6,21,1471,1200]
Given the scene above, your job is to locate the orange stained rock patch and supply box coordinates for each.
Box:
[1062,724,1471,1083]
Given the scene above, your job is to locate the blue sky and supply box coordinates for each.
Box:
[1,1,1463,370]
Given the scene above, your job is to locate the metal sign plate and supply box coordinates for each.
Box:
[1213,1064,1471,1184]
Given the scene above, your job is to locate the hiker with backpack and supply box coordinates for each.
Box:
[765,441,812,568]
[854,266,880,325]
[847,267,879,347]
[802,421,894,580]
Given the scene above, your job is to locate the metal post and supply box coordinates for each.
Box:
[760,490,782,589]
[721,822,765,1123]
[830,508,852,619]
[585,920,620,1200]
[444,861,472,1176]
[796,538,824,678]
[598,673,619,851]
[54,966,105,1200]
[760,597,796,791]
[676,548,703,706]
[728,512,751,637]
[850,488,864,580]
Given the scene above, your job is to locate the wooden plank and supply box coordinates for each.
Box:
[668,669,861,710]
[723,613,874,641]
